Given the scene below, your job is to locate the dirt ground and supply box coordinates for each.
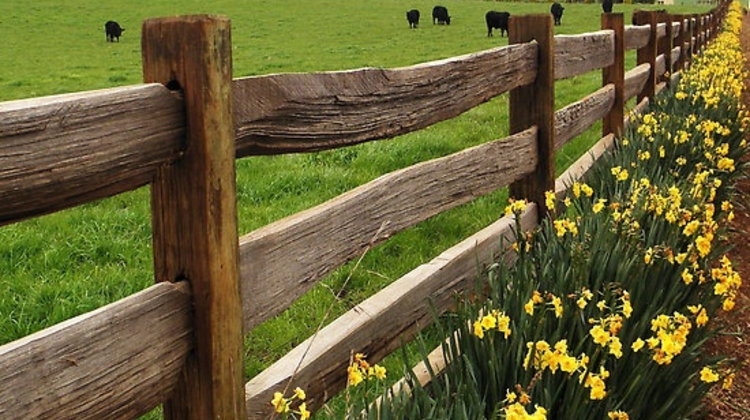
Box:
[698,13,750,420]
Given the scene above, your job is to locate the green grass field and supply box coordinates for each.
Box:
[0,0,712,418]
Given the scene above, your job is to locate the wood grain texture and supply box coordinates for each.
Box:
[244,207,539,418]
[603,14,625,138]
[239,128,538,331]
[624,24,650,51]
[0,282,192,420]
[509,15,555,216]
[633,11,657,102]
[695,14,704,52]
[554,30,614,80]
[232,44,537,156]
[658,15,672,83]
[624,63,650,102]
[142,15,245,420]
[0,84,184,226]
[555,85,615,150]
[674,15,688,72]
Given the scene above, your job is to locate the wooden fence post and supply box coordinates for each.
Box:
[142,15,245,420]
[508,14,555,217]
[660,12,673,84]
[696,14,704,54]
[674,15,687,73]
[711,10,719,41]
[713,9,718,39]
[686,15,696,69]
[602,13,624,139]
[633,11,657,103]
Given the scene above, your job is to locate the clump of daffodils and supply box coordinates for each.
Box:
[523,339,586,376]
[631,312,692,365]
[473,309,512,339]
[504,402,548,420]
[347,352,386,387]
[503,386,548,420]
[271,387,311,419]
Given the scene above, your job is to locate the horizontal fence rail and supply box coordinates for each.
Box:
[555,84,615,150]
[0,85,185,225]
[625,24,651,50]
[0,3,729,419]
[245,206,539,417]
[239,128,538,331]
[0,282,193,420]
[554,30,614,80]
[233,44,537,156]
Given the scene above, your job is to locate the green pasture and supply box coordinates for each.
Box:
[0,0,712,418]
[0,0,710,101]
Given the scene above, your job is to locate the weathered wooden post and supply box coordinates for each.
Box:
[696,14,704,54]
[508,14,555,218]
[633,11,658,103]
[710,9,719,41]
[660,12,673,84]
[602,13,624,139]
[685,15,694,69]
[674,15,688,73]
[142,15,245,420]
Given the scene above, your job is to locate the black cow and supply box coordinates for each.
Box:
[485,11,511,38]
[602,0,614,13]
[105,21,124,42]
[406,9,420,29]
[432,6,450,25]
[550,2,564,26]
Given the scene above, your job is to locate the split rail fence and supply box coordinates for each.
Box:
[0,3,729,419]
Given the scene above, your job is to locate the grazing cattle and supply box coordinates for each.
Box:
[432,6,451,25]
[485,11,511,38]
[602,0,614,13]
[406,9,420,29]
[550,2,564,26]
[105,21,124,42]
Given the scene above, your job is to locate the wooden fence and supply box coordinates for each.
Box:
[0,3,729,420]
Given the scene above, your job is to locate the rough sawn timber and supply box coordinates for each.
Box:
[0,282,192,420]
[625,24,650,51]
[232,43,537,156]
[244,206,539,419]
[0,84,184,226]
[624,63,651,102]
[554,84,615,150]
[239,128,538,331]
[554,30,614,80]
[142,15,246,420]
